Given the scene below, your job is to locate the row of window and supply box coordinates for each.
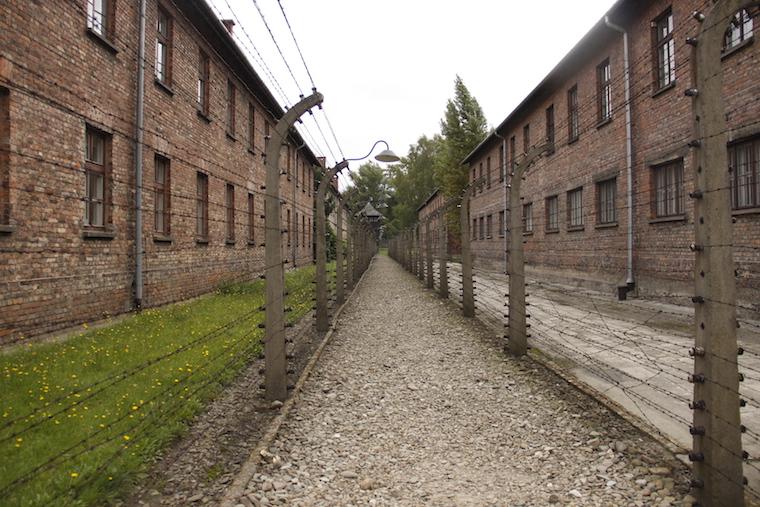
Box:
[83,125,312,246]
[471,8,755,194]
[470,136,760,239]
[87,1,313,195]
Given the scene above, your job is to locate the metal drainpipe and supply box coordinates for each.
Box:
[134,0,146,309]
[604,15,635,291]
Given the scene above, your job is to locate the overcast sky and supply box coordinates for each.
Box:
[209,0,617,188]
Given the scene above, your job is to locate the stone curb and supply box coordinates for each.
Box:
[218,257,377,507]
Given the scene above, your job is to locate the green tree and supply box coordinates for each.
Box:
[387,134,443,235]
[437,75,488,247]
[342,162,392,215]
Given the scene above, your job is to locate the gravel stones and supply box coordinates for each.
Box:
[232,256,690,506]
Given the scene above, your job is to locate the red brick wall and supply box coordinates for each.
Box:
[468,0,760,303]
[0,0,316,342]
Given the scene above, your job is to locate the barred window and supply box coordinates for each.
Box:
[226,183,235,241]
[730,137,760,209]
[84,126,111,228]
[154,155,170,234]
[653,160,684,217]
[654,9,675,90]
[486,156,492,188]
[597,59,612,122]
[546,105,555,150]
[226,80,236,137]
[479,216,485,240]
[196,172,208,238]
[545,196,558,231]
[523,124,530,153]
[197,50,209,115]
[87,0,112,39]
[499,142,505,182]
[567,85,579,142]
[567,187,583,227]
[724,9,754,50]
[498,210,505,237]
[523,203,533,233]
[155,7,172,85]
[248,103,255,151]
[472,218,477,240]
[596,178,616,224]
[486,214,493,238]
[248,193,255,243]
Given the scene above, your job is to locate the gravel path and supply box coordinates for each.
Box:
[235,255,691,507]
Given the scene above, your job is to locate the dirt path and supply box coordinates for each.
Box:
[232,255,691,506]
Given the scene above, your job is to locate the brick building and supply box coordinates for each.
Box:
[416,188,458,257]
[463,0,760,302]
[0,0,321,341]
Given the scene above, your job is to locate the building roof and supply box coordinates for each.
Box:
[360,202,383,218]
[416,188,441,212]
[461,0,637,166]
[182,1,321,166]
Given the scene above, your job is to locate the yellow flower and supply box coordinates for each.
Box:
[123,435,130,441]
[71,472,79,478]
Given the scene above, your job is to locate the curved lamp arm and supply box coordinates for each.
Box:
[346,140,391,162]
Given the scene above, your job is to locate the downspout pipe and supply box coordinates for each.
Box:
[604,15,635,290]
[134,0,146,309]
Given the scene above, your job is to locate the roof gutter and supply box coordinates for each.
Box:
[604,15,635,292]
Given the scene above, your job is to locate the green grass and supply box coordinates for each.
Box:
[0,264,329,506]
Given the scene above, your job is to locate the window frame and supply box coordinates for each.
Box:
[597,59,612,123]
[653,8,676,91]
[567,85,579,142]
[545,104,555,152]
[545,195,559,232]
[247,192,255,243]
[724,9,754,51]
[154,154,170,235]
[84,125,111,229]
[523,124,530,153]
[197,50,210,117]
[486,213,493,239]
[225,183,235,242]
[523,202,533,234]
[479,216,485,240]
[567,187,584,229]
[498,210,505,237]
[86,0,115,41]
[248,102,256,152]
[596,178,617,225]
[486,156,491,189]
[729,136,760,210]
[155,5,173,87]
[499,141,505,182]
[226,79,236,138]
[652,159,685,218]
[196,172,209,240]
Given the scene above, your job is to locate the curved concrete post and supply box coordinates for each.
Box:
[346,213,354,290]
[335,197,345,306]
[438,210,449,299]
[689,3,755,504]
[425,218,434,289]
[315,162,344,333]
[264,91,323,401]
[507,142,549,357]
[417,223,424,281]
[460,183,477,318]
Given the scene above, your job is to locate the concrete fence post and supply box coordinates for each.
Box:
[346,215,354,291]
[507,142,549,356]
[460,183,477,318]
[417,224,425,281]
[689,3,748,505]
[438,210,449,299]
[263,91,323,401]
[315,162,345,333]
[335,198,345,306]
[425,218,434,289]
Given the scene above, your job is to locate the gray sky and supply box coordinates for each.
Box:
[209,0,617,188]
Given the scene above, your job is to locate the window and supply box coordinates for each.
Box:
[197,50,209,115]
[499,142,505,182]
[196,172,208,238]
[286,208,291,247]
[87,0,112,39]
[730,137,760,209]
[248,103,255,151]
[654,9,675,90]
[295,212,299,247]
[302,214,306,246]
[478,162,483,192]
[597,59,612,122]
[248,193,255,242]
[545,195,559,232]
[509,136,516,170]
[523,203,533,233]
[472,218,477,240]
[286,145,292,180]
[568,85,579,142]
[724,9,754,50]
[0,88,9,226]
[154,155,170,234]
[226,80,236,137]
[486,156,491,189]
[301,160,306,192]
[308,217,311,246]
[653,160,684,217]
[546,105,555,151]
[498,210,505,237]
[471,167,476,184]
[225,183,235,241]
[523,124,530,153]
[597,178,617,224]
[84,126,111,228]
[486,214,493,238]
[155,6,172,86]
[295,153,300,188]
[264,121,271,154]
[567,187,583,228]
[479,216,485,240]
